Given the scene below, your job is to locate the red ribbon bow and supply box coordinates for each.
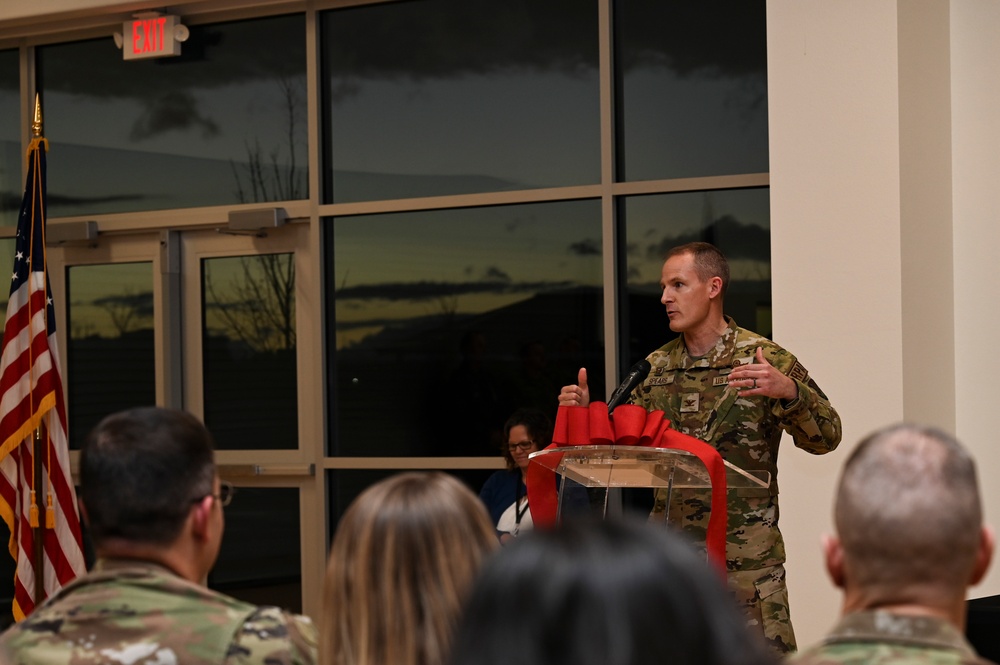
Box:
[526,403,728,573]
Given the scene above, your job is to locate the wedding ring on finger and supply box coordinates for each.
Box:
[752,378,757,389]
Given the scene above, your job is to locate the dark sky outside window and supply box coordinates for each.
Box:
[322,0,601,202]
[616,0,768,181]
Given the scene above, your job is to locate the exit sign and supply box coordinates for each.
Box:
[123,15,181,60]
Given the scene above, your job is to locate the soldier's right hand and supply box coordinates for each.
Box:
[558,367,590,407]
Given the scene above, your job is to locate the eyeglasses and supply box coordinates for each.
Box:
[194,480,236,508]
[507,440,536,453]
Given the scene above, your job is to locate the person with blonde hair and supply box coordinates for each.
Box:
[321,472,498,665]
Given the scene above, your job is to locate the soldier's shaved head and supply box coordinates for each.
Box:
[834,424,982,596]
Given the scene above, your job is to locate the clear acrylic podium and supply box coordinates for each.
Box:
[528,445,771,521]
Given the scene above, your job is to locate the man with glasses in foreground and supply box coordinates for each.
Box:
[0,407,317,665]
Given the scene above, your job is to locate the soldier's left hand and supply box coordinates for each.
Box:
[728,347,798,400]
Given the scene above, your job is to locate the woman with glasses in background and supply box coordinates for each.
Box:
[478,408,551,543]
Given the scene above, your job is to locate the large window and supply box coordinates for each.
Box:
[0,0,770,623]
[36,14,308,217]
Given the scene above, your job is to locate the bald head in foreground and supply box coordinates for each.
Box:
[793,424,995,665]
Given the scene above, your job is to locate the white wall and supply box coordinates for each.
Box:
[768,0,905,647]
[951,0,1000,601]
[769,0,1000,648]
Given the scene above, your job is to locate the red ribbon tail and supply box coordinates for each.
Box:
[525,443,561,527]
[659,431,728,576]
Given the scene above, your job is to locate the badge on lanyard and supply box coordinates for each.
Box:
[680,393,700,413]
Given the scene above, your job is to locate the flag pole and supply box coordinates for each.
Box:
[29,94,45,611]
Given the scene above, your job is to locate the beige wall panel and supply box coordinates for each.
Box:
[899,0,955,432]
[767,0,905,647]
[951,0,1000,601]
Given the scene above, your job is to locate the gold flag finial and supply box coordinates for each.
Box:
[31,93,42,138]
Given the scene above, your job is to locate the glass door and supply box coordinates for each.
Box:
[180,224,319,615]
[44,221,322,619]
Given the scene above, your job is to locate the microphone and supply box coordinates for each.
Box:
[606,359,652,413]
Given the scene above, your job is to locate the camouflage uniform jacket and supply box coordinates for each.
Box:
[0,558,318,665]
[629,318,841,572]
[792,610,995,665]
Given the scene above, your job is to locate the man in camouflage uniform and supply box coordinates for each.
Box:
[559,242,841,653]
[0,407,317,665]
[793,424,995,665]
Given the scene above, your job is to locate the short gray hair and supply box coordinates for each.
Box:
[835,423,982,592]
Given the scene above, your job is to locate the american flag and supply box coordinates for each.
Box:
[0,137,85,620]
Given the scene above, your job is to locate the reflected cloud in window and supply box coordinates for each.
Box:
[37,15,307,216]
[322,0,600,202]
[615,1,768,181]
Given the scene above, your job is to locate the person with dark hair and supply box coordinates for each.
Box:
[478,408,553,542]
[793,424,994,665]
[449,519,776,665]
[322,472,497,665]
[558,241,842,653]
[0,406,318,665]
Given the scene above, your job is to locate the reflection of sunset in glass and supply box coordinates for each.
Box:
[204,254,296,354]
[67,262,153,339]
[625,189,771,290]
[332,201,602,350]
[66,262,156,448]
